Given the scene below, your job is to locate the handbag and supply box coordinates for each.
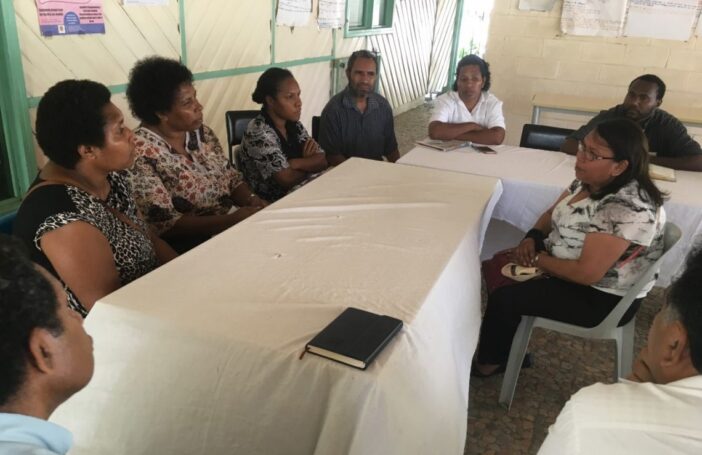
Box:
[481,250,517,294]
[482,250,544,294]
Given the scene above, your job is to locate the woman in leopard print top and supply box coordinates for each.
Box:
[13,80,176,317]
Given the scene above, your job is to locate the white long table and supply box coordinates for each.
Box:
[51,158,502,455]
[400,145,702,285]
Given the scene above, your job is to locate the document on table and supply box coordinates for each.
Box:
[318,0,344,28]
[276,0,311,27]
[624,0,698,41]
[561,0,628,37]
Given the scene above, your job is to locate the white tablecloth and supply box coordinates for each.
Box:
[51,158,502,455]
[400,145,702,285]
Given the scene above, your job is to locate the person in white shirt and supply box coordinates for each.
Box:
[539,246,702,454]
[428,54,506,145]
[0,235,94,455]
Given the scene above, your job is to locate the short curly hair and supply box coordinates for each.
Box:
[453,54,491,92]
[35,79,111,169]
[0,234,64,406]
[631,74,666,101]
[251,67,294,106]
[127,56,193,125]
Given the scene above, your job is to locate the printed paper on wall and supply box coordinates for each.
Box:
[624,0,698,41]
[318,0,344,28]
[561,0,628,37]
[518,0,557,11]
[277,0,312,27]
[35,0,105,36]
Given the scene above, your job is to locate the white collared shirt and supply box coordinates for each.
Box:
[429,91,505,129]
[538,376,702,454]
[0,413,73,455]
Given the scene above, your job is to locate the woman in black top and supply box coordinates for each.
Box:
[13,80,176,316]
[239,68,328,202]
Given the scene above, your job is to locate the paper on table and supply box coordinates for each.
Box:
[624,0,698,41]
[415,138,470,152]
[276,0,311,27]
[649,163,676,182]
[561,0,628,37]
[318,0,344,28]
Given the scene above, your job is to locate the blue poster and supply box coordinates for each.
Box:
[36,0,106,37]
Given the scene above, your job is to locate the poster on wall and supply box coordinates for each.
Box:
[35,0,105,36]
[624,0,698,41]
[276,0,312,27]
[518,0,557,11]
[318,0,344,28]
[561,0,628,37]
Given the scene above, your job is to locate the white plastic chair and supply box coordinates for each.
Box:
[498,222,681,410]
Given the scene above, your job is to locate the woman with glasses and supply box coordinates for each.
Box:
[473,118,666,377]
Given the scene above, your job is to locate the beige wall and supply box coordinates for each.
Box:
[14,0,455,167]
[486,0,702,145]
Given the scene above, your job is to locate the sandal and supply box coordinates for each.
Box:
[471,353,533,378]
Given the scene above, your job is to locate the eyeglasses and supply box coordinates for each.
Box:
[577,141,616,162]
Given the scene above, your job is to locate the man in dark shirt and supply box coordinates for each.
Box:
[561,74,702,171]
[319,50,399,165]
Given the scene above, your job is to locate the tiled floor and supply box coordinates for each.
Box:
[393,102,664,455]
[395,101,435,156]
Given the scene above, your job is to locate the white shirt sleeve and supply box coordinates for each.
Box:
[429,93,454,123]
[485,96,506,129]
[537,398,580,455]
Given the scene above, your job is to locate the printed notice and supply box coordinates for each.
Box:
[35,0,105,36]
[561,0,627,36]
[624,0,698,41]
[518,0,557,11]
[276,0,312,27]
[318,0,344,28]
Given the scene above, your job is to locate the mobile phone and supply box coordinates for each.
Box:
[473,145,496,154]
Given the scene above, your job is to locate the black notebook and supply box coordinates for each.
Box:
[305,307,403,370]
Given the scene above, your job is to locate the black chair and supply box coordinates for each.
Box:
[311,115,321,142]
[225,110,259,167]
[519,124,575,152]
[0,210,16,235]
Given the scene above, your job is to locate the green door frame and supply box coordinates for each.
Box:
[0,1,36,211]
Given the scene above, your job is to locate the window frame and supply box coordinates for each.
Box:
[0,1,36,214]
[344,0,395,38]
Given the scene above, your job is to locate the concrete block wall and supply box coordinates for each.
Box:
[486,0,702,145]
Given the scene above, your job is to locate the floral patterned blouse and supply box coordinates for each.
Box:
[127,125,245,234]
